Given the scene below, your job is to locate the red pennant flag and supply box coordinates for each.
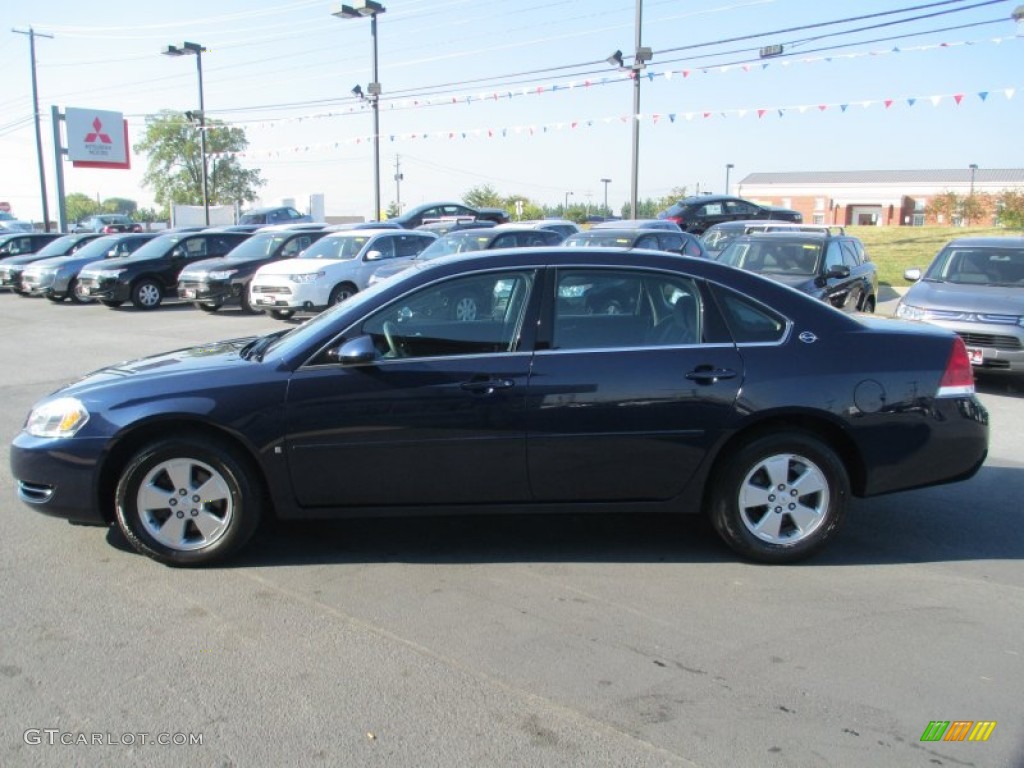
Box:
[571,121,578,129]
[703,112,711,119]
[884,99,893,109]
[757,109,766,118]
[818,104,828,111]
[954,93,964,104]
[682,70,690,78]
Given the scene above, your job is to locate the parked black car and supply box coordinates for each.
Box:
[658,195,803,234]
[237,207,312,226]
[76,231,251,309]
[20,233,160,303]
[386,201,506,229]
[72,214,143,234]
[701,221,844,256]
[0,234,103,293]
[562,228,708,258]
[10,247,988,567]
[0,232,64,259]
[716,232,878,313]
[177,229,328,313]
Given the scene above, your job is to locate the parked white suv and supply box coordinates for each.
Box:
[249,229,436,319]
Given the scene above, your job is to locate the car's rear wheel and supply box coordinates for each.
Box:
[69,279,95,305]
[46,295,64,303]
[131,279,162,310]
[115,437,262,566]
[708,432,849,563]
[860,295,876,313]
[100,299,123,308]
[269,309,294,321]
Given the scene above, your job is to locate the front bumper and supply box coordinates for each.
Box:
[10,432,110,524]
[249,281,327,311]
[925,319,1024,374]
[178,278,236,304]
[0,267,25,291]
[77,276,128,302]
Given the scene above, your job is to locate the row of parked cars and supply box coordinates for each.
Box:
[2,203,1021,377]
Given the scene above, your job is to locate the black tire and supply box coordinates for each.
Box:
[239,284,256,314]
[131,278,163,310]
[269,309,294,321]
[860,295,876,313]
[114,437,262,566]
[197,302,221,313]
[329,283,357,306]
[69,278,96,305]
[100,299,124,308]
[708,432,849,564]
[46,295,64,303]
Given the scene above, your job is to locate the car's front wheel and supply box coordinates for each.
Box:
[269,309,294,321]
[196,302,221,313]
[69,279,96,305]
[708,432,849,564]
[115,437,262,566]
[329,283,357,306]
[131,279,163,310]
[100,299,124,308]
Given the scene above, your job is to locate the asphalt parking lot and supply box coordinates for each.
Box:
[1,293,1022,768]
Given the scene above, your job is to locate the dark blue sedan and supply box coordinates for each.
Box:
[10,247,988,566]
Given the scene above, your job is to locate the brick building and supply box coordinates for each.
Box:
[734,169,1024,227]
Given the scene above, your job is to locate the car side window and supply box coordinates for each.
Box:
[394,235,430,258]
[658,234,683,253]
[360,270,535,359]
[369,237,396,260]
[840,241,860,267]
[635,234,660,250]
[552,269,702,350]
[492,234,519,249]
[727,201,758,217]
[712,285,787,344]
[824,241,844,271]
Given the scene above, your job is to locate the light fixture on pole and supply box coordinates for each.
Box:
[725,163,734,194]
[333,1,387,221]
[564,191,573,212]
[163,41,209,226]
[600,178,612,216]
[608,0,650,220]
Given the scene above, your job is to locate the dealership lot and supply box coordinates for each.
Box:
[1,295,1022,767]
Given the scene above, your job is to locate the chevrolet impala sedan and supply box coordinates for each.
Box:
[10,247,988,566]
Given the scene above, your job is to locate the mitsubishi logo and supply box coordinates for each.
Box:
[84,117,112,144]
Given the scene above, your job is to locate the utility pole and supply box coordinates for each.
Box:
[394,155,403,213]
[12,27,53,231]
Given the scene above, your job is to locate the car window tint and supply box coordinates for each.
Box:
[824,241,844,270]
[659,234,683,252]
[361,270,535,359]
[636,234,660,249]
[552,269,702,350]
[713,286,787,344]
[840,241,860,267]
[493,234,518,249]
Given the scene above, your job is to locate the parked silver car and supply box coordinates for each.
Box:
[896,236,1024,376]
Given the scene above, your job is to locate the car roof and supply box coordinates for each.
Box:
[944,236,1024,247]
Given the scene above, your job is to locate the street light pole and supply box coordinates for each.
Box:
[600,178,611,217]
[564,191,573,213]
[334,1,387,221]
[725,163,734,195]
[630,0,644,220]
[13,27,54,231]
[163,42,209,226]
[968,163,978,227]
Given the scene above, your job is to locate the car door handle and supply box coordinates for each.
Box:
[461,378,515,394]
[685,366,738,384]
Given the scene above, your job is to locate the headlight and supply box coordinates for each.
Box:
[97,269,126,279]
[207,269,237,280]
[895,303,927,321]
[289,272,325,283]
[25,397,90,438]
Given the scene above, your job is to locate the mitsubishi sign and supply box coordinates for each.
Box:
[66,108,130,169]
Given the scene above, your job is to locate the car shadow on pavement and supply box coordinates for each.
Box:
[103,463,1024,568]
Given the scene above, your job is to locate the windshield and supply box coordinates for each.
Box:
[49,235,120,261]
[33,235,87,258]
[718,240,821,276]
[416,234,492,262]
[0,212,16,221]
[299,235,367,260]
[219,233,289,262]
[923,245,1024,286]
[121,234,182,261]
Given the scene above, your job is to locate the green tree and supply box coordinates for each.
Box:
[133,110,264,210]
[102,197,138,216]
[925,191,960,224]
[386,201,402,218]
[995,190,1024,229]
[64,192,100,225]
[463,184,505,208]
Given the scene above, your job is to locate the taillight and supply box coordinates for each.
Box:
[666,216,684,226]
[102,226,115,233]
[937,336,975,397]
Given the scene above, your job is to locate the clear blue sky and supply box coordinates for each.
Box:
[1,0,1021,222]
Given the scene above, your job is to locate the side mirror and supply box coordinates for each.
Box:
[826,264,850,279]
[904,267,922,282]
[364,249,383,261]
[326,334,377,365]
